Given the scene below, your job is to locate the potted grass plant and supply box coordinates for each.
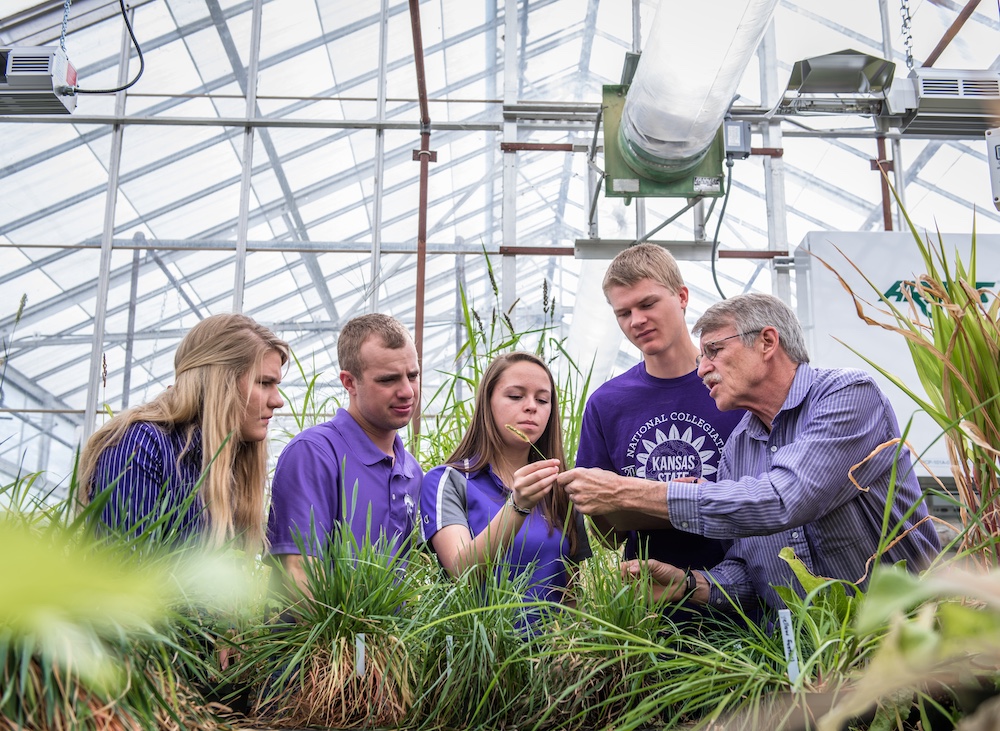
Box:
[240,522,421,729]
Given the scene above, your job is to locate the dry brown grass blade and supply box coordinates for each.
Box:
[962,420,1000,458]
[846,437,931,494]
[257,635,412,730]
[815,249,983,402]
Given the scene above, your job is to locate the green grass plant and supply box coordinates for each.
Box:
[818,212,1000,568]
[0,472,249,730]
[239,520,422,729]
[277,350,341,442]
[806,202,1000,729]
[405,554,543,729]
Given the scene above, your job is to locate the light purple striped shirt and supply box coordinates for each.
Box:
[668,364,940,616]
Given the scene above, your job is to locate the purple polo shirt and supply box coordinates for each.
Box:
[420,462,591,604]
[576,363,742,568]
[267,408,421,557]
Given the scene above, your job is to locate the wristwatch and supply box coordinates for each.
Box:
[683,569,698,594]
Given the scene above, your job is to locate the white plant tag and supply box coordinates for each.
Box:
[355,633,366,678]
[778,609,800,682]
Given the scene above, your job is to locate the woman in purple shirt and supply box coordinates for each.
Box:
[78,313,289,554]
[420,352,590,606]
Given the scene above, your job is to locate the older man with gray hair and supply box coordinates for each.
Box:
[561,292,940,618]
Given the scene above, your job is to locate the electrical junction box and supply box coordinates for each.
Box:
[988,128,1000,212]
[794,231,1000,478]
[0,46,77,115]
[724,120,752,160]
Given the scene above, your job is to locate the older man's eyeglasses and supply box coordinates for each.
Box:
[698,330,762,364]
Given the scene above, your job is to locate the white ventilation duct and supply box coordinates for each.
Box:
[566,0,781,393]
[618,0,779,179]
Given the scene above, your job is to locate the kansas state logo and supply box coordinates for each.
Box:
[635,425,717,480]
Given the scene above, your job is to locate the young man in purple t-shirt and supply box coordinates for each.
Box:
[267,314,423,595]
[567,244,744,571]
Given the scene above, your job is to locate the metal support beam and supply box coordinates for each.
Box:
[500,0,519,314]
[82,9,131,444]
[408,0,435,440]
[149,250,206,318]
[872,136,895,230]
[121,247,141,409]
[757,22,791,303]
[879,0,907,227]
[233,0,264,312]
[923,0,985,68]
[368,0,391,312]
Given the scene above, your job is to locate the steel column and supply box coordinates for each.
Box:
[369,0,391,312]
[757,22,791,303]
[408,0,434,439]
[879,0,907,227]
[82,6,132,443]
[501,0,519,313]
[232,0,263,312]
[632,0,646,242]
[121,247,141,409]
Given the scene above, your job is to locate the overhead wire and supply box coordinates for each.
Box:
[68,0,146,95]
[710,156,736,300]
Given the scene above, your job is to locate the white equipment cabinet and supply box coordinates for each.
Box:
[793,231,1000,480]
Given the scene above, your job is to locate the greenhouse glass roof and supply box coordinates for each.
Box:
[1,0,998,490]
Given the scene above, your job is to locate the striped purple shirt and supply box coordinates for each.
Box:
[90,421,207,541]
[668,365,940,615]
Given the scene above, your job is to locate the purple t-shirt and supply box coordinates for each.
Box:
[420,462,592,603]
[575,363,744,568]
[267,408,421,557]
[90,421,206,542]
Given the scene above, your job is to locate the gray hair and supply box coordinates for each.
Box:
[693,293,810,364]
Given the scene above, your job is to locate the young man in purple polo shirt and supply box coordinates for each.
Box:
[572,244,744,573]
[267,314,422,594]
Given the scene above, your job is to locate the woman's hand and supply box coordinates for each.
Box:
[510,458,560,510]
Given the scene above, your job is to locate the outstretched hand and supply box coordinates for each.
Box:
[556,467,623,515]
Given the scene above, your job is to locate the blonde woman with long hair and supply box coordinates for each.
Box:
[78,313,289,554]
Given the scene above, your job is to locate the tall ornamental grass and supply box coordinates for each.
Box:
[819,211,999,567]
[416,257,592,469]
